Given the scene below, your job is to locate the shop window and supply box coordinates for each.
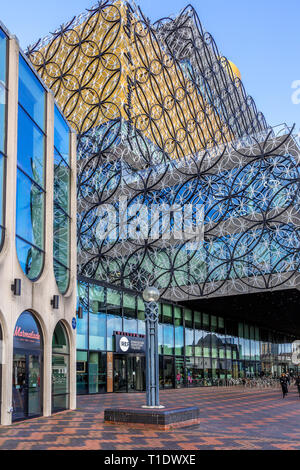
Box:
[76,351,88,395]
[88,352,106,394]
[175,357,185,388]
[12,311,43,422]
[174,307,183,355]
[52,322,69,413]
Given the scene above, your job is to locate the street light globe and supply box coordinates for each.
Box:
[142,286,160,303]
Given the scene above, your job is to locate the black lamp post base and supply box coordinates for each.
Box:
[104,406,200,430]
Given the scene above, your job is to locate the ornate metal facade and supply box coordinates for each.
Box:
[27,1,300,301]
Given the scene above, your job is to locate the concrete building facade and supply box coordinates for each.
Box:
[0,24,77,425]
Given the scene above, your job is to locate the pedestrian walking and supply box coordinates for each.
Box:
[280,374,288,398]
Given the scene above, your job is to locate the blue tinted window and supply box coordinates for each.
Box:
[53,207,69,266]
[0,153,3,224]
[16,171,44,249]
[77,282,89,350]
[0,29,7,155]
[0,29,7,84]
[18,55,45,131]
[16,55,45,280]
[0,30,6,250]
[54,149,69,213]
[53,105,71,293]
[54,106,70,163]
[17,106,44,186]
[16,236,44,280]
[0,80,6,154]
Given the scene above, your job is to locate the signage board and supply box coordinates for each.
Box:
[13,312,41,350]
[114,331,146,354]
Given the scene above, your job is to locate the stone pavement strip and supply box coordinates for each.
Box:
[0,387,299,450]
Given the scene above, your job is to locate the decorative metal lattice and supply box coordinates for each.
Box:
[27,1,300,301]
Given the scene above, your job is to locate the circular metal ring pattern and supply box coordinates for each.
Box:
[27,1,299,301]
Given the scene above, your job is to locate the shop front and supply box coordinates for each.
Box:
[113,332,146,393]
[12,311,43,422]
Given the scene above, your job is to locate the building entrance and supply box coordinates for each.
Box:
[12,311,43,422]
[12,351,42,421]
[114,354,146,393]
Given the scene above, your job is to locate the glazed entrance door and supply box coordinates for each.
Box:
[12,351,42,421]
[114,355,146,392]
[128,356,145,392]
[114,355,127,392]
[28,354,42,417]
[12,353,26,421]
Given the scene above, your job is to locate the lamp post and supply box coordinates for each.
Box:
[142,286,163,408]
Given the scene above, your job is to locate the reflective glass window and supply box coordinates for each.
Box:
[137,297,145,335]
[106,288,122,350]
[0,153,4,245]
[174,307,184,355]
[52,322,70,413]
[16,55,46,280]
[89,285,106,351]
[88,352,106,394]
[18,55,45,131]
[53,105,71,293]
[162,304,173,324]
[185,327,194,356]
[77,282,88,350]
[163,324,174,355]
[0,29,7,249]
[0,28,7,154]
[123,293,137,333]
[17,106,44,185]
[77,351,88,395]
[16,171,44,248]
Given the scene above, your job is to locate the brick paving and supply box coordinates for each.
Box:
[0,386,300,450]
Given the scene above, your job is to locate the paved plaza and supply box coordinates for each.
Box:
[0,386,299,450]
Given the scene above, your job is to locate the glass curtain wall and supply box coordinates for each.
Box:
[76,279,300,393]
[16,55,46,280]
[0,28,7,249]
[53,106,71,293]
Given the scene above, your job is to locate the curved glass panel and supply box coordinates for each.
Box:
[16,55,45,280]
[52,322,69,412]
[53,105,71,293]
[0,28,7,250]
[52,321,69,354]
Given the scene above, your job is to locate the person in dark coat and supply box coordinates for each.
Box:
[280,374,288,398]
[295,376,300,398]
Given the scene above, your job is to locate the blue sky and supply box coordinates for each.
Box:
[1,0,299,134]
